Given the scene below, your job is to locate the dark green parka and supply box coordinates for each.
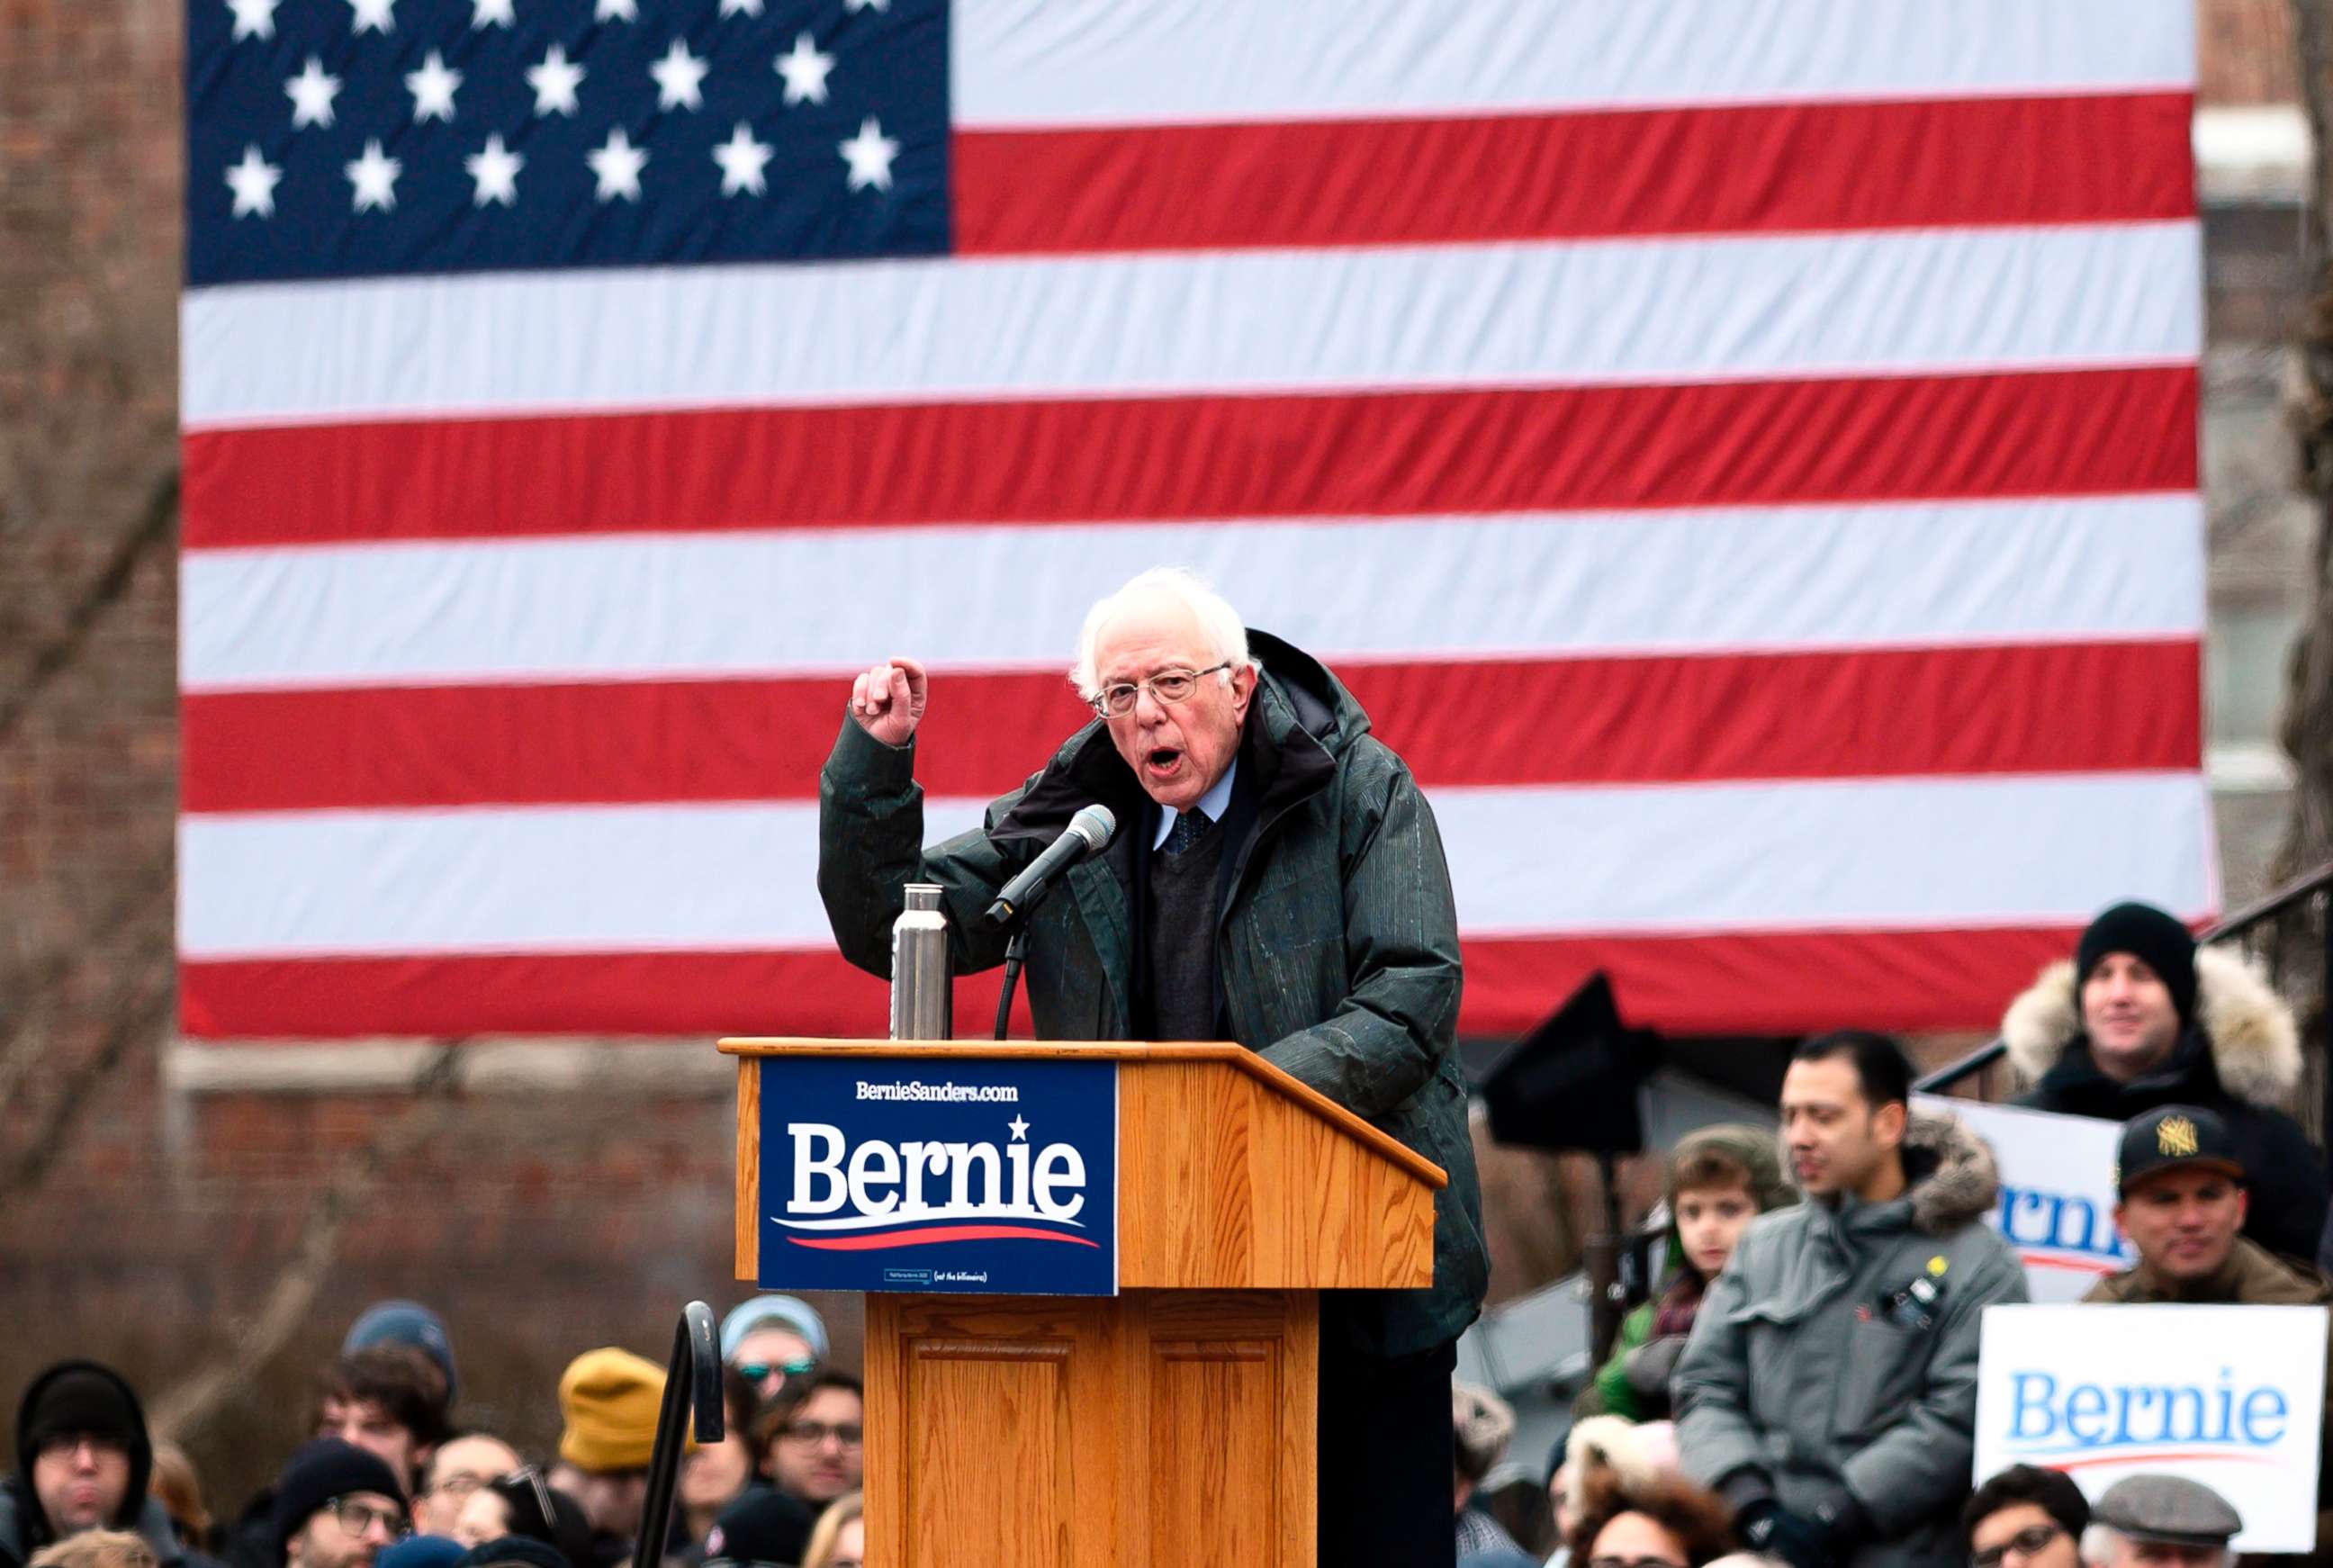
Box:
[817,630,1488,1356]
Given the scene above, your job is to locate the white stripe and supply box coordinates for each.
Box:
[182,225,2201,428]
[180,497,2204,691]
[176,774,2214,958]
[955,0,2192,127]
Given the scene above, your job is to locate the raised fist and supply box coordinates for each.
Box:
[850,656,928,748]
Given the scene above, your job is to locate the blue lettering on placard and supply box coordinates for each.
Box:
[758,1055,1118,1297]
[2001,1366,2289,1459]
[1996,1185,2134,1265]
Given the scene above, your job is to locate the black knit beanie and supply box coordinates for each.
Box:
[273,1438,409,1548]
[22,1367,141,1458]
[2076,902,2198,1025]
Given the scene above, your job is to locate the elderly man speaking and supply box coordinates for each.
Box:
[818,565,1488,1568]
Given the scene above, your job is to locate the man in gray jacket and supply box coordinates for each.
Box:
[1675,1032,2027,1568]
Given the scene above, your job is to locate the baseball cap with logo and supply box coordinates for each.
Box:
[2114,1104,2246,1196]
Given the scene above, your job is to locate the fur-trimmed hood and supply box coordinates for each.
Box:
[1896,1108,2002,1236]
[2001,946,2301,1107]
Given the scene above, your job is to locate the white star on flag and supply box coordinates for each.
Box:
[717,0,762,15]
[649,39,709,111]
[348,0,394,34]
[286,57,342,130]
[225,144,283,217]
[839,116,899,192]
[346,139,401,211]
[472,0,514,27]
[595,0,636,19]
[465,133,524,206]
[227,0,279,41]
[1007,1114,1029,1141]
[844,0,888,12]
[712,122,774,196]
[774,32,833,106]
[527,43,585,116]
[405,50,462,122]
[588,125,648,202]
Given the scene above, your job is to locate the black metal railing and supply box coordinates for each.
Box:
[1913,862,2333,1137]
[634,1302,725,1568]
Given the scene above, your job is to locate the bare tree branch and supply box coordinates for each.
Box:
[146,1042,472,1444]
[0,464,177,745]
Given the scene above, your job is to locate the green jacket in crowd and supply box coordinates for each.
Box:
[1583,1123,1793,1422]
[817,629,1488,1357]
[1674,1111,2028,1568]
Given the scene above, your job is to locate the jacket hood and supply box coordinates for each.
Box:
[12,1361,156,1543]
[2002,946,2301,1107]
[991,626,1361,845]
[1665,1124,1794,1216]
[1898,1108,2001,1236]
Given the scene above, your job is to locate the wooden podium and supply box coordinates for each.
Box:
[720,1039,1446,1568]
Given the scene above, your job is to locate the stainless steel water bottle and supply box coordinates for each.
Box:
[889,883,952,1040]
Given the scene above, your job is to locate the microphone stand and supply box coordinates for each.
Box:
[994,920,1031,1041]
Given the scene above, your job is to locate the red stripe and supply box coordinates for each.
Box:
[957,93,2195,255]
[784,1225,1098,1250]
[181,641,2200,813]
[178,927,2087,1040]
[181,368,2196,549]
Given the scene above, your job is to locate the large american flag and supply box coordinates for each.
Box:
[179,0,2211,1041]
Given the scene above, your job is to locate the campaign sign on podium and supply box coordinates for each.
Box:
[756,1054,1119,1296]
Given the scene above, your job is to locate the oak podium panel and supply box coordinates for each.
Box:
[720,1040,1444,1568]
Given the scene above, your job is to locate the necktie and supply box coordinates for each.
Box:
[1161,809,1218,858]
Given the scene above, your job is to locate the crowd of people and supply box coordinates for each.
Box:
[0,1298,864,1568]
[6,901,2332,1568]
[1452,901,2333,1568]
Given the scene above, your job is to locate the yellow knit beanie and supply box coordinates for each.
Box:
[557,1347,666,1472]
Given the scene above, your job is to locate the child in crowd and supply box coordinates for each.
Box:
[1582,1125,1791,1423]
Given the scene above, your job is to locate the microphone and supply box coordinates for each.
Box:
[986,804,1116,925]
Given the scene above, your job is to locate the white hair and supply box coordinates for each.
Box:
[2078,1525,2232,1568]
[1068,565,1259,702]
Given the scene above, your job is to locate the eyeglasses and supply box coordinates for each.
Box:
[1589,1556,1685,1568]
[737,1356,818,1385]
[779,1420,862,1449]
[1973,1524,2066,1568]
[1090,662,1232,718]
[428,1473,493,1500]
[329,1499,410,1539]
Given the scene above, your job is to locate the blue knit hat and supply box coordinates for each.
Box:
[718,1296,829,1363]
[345,1301,458,1410]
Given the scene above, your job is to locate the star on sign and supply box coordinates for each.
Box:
[348,0,394,34]
[649,39,709,111]
[712,122,773,196]
[346,138,401,212]
[465,133,524,205]
[225,144,283,218]
[595,0,636,18]
[472,0,514,27]
[839,116,899,192]
[405,50,462,122]
[1007,1115,1029,1142]
[527,42,585,116]
[286,57,343,129]
[589,125,648,202]
[844,0,888,11]
[718,0,762,15]
[227,0,279,41]
[775,32,833,105]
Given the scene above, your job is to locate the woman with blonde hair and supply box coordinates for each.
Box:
[26,1530,158,1568]
[798,1493,861,1568]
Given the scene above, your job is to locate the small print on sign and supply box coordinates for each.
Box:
[758,1055,1118,1296]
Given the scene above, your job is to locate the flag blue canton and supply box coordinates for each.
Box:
[186,0,949,286]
